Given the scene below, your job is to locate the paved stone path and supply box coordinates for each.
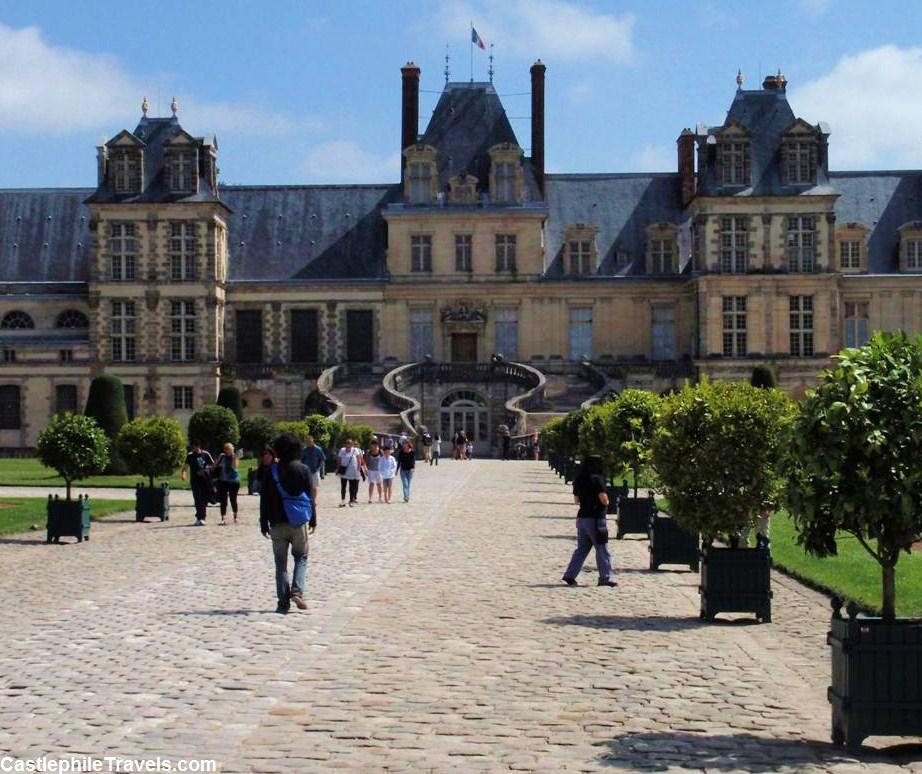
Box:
[0,461,919,772]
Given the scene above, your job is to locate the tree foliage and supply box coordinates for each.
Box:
[239,416,275,456]
[337,423,376,450]
[303,414,340,450]
[187,404,239,456]
[750,365,777,389]
[274,420,311,445]
[541,408,588,460]
[116,416,186,488]
[216,387,244,422]
[652,379,792,544]
[780,332,922,620]
[84,374,129,473]
[36,413,109,500]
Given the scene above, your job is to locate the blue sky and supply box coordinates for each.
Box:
[2,0,922,188]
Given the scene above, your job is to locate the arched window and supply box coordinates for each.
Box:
[56,310,89,329]
[0,311,34,329]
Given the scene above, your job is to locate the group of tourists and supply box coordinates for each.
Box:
[331,436,418,505]
[179,440,242,526]
[452,429,473,460]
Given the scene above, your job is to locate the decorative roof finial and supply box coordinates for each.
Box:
[777,68,787,90]
[171,96,178,116]
[142,96,149,116]
[489,43,495,83]
[736,69,744,89]
[445,45,450,85]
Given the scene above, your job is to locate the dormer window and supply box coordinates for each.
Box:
[646,224,679,274]
[716,126,750,186]
[169,150,196,193]
[488,144,524,204]
[495,163,517,202]
[403,145,438,205]
[564,224,598,275]
[899,221,922,272]
[111,149,142,194]
[448,174,478,204]
[783,140,816,185]
[836,223,868,273]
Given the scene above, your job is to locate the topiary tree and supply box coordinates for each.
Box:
[577,402,617,480]
[274,420,311,445]
[187,404,239,457]
[239,416,275,456]
[216,387,244,422]
[781,332,922,620]
[652,379,792,545]
[303,414,339,450]
[750,364,777,389]
[84,374,129,473]
[539,417,564,457]
[36,413,110,500]
[337,423,375,450]
[115,416,186,488]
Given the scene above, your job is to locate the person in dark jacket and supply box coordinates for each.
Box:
[180,440,215,526]
[260,434,317,614]
[395,440,416,503]
[562,454,616,587]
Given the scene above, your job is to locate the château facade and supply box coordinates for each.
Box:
[1,62,921,451]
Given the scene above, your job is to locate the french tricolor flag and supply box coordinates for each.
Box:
[471,26,486,50]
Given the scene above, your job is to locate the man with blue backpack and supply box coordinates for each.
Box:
[259,433,317,614]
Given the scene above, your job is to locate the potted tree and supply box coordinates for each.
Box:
[36,413,109,543]
[653,379,791,622]
[781,332,922,750]
[187,404,240,458]
[578,402,624,516]
[116,416,186,522]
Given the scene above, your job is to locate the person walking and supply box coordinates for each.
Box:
[562,454,617,587]
[259,434,316,614]
[430,434,441,466]
[380,445,397,503]
[395,439,416,502]
[300,435,326,501]
[420,429,433,464]
[214,442,241,525]
[180,440,215,526]
[365,438,384,503]
[336,438,365,507]
[453,429,466,460]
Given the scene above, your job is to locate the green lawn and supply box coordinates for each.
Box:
[0,457,258,491]
[0,497,136,536]
[770,510,922,618]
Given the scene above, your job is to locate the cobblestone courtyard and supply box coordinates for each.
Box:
[0,461,919,772]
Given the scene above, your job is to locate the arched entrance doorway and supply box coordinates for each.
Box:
[440,389,489,453]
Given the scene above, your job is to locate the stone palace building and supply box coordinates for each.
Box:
[1,62,920,452]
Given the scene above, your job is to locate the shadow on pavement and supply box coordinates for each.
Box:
[542,614,710,632]
[540,534,576,540]
[171,609,268,617]
[0,535,46,545]
[595,730,911,770]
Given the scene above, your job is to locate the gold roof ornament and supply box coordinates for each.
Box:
[142,96,149,116]
[736,69,744,89]
[777,69,787,89]
[171,96,178,116]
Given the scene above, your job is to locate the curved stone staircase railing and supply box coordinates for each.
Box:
[315,364,346,423]
[579,360,622,409]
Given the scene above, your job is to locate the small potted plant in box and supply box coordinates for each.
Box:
[781,332,922,750]
[116,416,186,522]
[37,413,109,543]
[653,379,791,622]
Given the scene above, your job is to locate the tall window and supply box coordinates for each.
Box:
[719,140,750,185]
[455,234,472,272]
[409,309,433,361]
[786,216,816,272]
[569,308,592,361]
[235,309,263,363]
[111,150,141,193]
[169,151,196,193]
[169,223,197,280]
[109,223,137,281]
[55,384,78,414]
[411,235,432,272]
[495,162,517,202]
[408,162,432,204]
[290,309,319,363]
[173,386,194,411]
[495,309,518,360]
[170,301,196,362]
[651,239,676,274]
[110,301,136,362]
[495,234,517,272]
[569,240,593,274]
[0,385,20,429]
[839,240,861,270]
[907,240,922,270]
[123,384,136,421]
[790,296,814,357]
[651,306,676,361]
[783,141,816,185]
[722,296,747,356]
[720,217,748,273]
[844,301,870,349]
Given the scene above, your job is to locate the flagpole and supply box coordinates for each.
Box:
[470,21,473,82]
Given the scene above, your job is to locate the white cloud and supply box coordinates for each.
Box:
[302,140,401,183]
[0,22,304,138]
[435,0,634,63]
[567,82,594,105]
[790,45,922,169]
[628,144,674,173]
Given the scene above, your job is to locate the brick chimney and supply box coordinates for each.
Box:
[401,62,421,184]
[677,128,695,208]
[530,59,546,197]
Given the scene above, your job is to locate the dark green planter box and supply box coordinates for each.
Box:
[135,484,170,522]
[564,458,577,484]
[616,495,655,539]
[247,467,260,495]
[700,546,772,623]
[46,495,90,543]
[649,515,699,571]
[605,482,628,515]
[828,604,922,751]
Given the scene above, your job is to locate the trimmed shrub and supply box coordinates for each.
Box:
[84,374,129,473]
[116,416,186,488]
[187,404,239,457]
[216,387,244,422]
[750,365,777,389]
[36,413,109,500]
[303,414,339,450]
[336,423,375,450]
[274,421,311,445]
[239,416,275,456]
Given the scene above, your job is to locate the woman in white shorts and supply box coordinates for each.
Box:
[365,438,384,503]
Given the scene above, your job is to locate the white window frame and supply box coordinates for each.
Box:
[495,162,517,203]
[408,162,432,205]
[790,295,814,357]
[843,301,870,349]
[110,301,136,363]
[409,309,433,361]
[112,150,141,193]
[169,222,197,281]
[495,309,518,360]
[495,234,517,273]
[719,140,750,185]
[786,216,816,273]
[651,238,676,274]
[109,223,137,281]
[720,216,748,273]
[455,234,472,272]
[907,240,922,270]
[569,240,593,275]
[169,151,196,193]
[173,386,194,411]
[569,307,592,361]
[722,296,747,356]
[839,240,861,270]
[411,235,432,272]
[170,300,196,362]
